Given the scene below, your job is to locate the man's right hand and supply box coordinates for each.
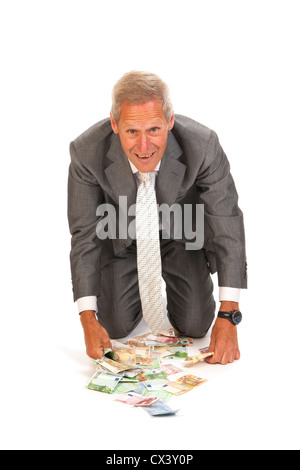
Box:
[80,310,111,359]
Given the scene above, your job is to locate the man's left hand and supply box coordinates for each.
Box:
[206,302,241,365]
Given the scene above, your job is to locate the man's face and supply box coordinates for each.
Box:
[110,100,174,173]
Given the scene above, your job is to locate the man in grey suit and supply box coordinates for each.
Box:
[68,71,247,365]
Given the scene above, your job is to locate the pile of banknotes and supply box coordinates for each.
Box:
[87,328,214,416]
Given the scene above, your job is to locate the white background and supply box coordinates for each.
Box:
[0,0,299,450]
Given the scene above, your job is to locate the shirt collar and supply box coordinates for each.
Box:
[128,159,161,174]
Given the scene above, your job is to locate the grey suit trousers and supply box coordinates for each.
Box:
[96,231,216,339]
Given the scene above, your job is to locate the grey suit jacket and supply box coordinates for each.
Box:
[68,115,247,301]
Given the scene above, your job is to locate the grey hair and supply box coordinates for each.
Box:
[111,71,173,123]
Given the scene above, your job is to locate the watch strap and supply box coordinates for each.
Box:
[218,310,242,325]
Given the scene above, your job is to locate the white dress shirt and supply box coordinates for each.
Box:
[77,160,240,314]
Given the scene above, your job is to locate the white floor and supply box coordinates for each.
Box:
[1,277,299,451]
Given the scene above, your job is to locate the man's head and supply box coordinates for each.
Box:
[110,71,174,173]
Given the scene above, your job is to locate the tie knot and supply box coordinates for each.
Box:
[139,172,151,185]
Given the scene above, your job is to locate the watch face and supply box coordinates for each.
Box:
[233,311,242,325]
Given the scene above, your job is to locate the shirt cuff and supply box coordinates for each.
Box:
[77,296,98,314]
[219,287,240,303]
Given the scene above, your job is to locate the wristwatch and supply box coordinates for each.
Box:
[218,310,243,326]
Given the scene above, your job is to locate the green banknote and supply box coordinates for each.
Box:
[87,371,121,393]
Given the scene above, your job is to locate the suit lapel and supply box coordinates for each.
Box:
[156,132,186,207]
[104,134,137,208]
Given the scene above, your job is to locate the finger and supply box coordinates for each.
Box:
[228,352,235,364]
[224,342,241,364]
[101,329,112,349]
[208,340,229,365]
[235,346,241,360]
[97,346,106,359]
[211,336,229,364]
[227,343,240,363]
[220,352,229,365]
[103,339,112,349]
[223,343,237,364]
[207,346,223,364]
[87,347,104,360]
[206,353,217,364]
[205,338,217,363]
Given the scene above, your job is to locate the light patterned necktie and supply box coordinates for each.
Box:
[136,171,164,334]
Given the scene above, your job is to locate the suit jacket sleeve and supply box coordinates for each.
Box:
[67,141,103,301]
[196,131,247,289]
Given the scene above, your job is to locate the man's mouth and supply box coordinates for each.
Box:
[135,152,155,160]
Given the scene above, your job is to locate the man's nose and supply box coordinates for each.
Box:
[137,133,151,154]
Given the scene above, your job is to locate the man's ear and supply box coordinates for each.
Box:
[168,112,175,131]
[110,113,119,134]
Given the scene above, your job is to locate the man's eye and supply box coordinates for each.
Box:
[151,127,159,132]
[127,130,136,135]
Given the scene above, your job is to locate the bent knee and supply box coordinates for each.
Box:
[99,314,142,340]
[168,303,216,338]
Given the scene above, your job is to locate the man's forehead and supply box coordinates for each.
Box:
[119,100,167,125]
[121,117,165,128]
